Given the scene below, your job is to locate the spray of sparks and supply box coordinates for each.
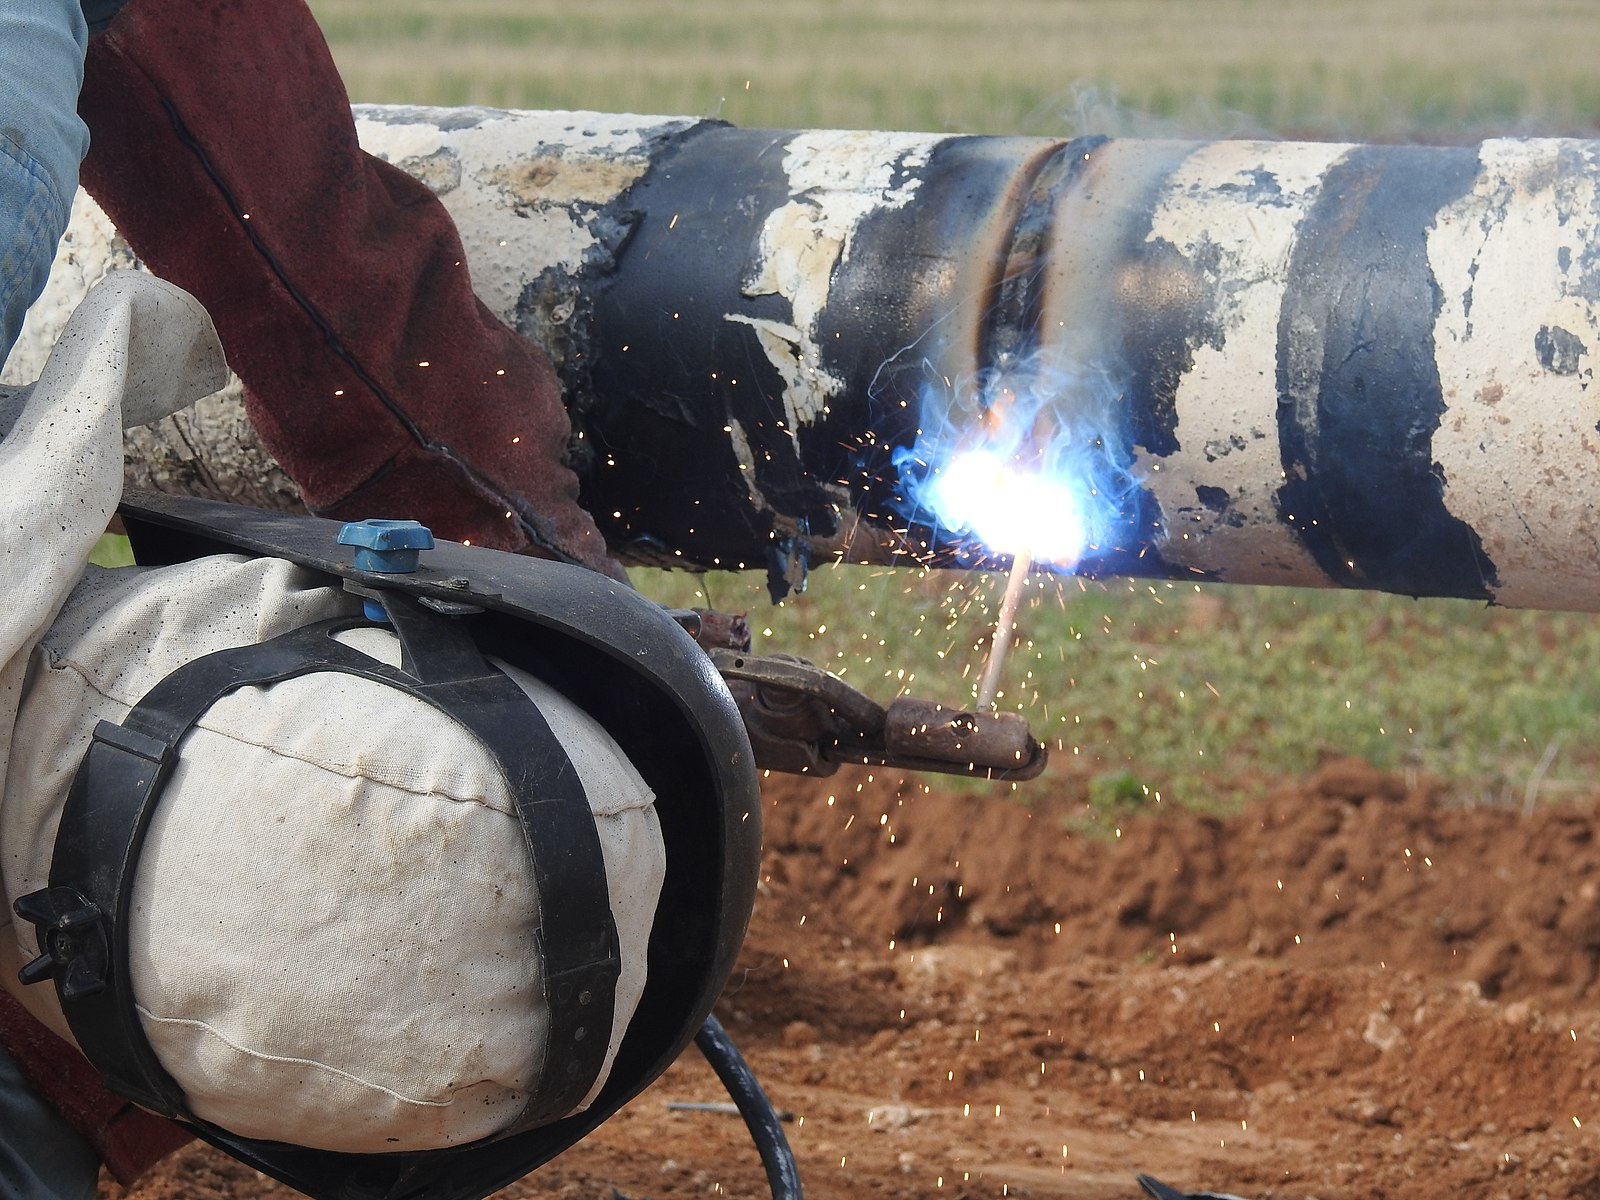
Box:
[877,348,1141,704]
[890,349,1139,572]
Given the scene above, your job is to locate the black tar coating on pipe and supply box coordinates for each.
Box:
[1276,144,1499,600]
[584,124,817,570]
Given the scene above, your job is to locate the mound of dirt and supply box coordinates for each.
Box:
[112,761,1600,1200]
[759,757,1600,1004]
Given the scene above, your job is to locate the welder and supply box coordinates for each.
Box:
[0,2,761,1197]
[1,270,763,1200]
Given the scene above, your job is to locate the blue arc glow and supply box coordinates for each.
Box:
[926,448,1089,564]
[891,350,1138,570]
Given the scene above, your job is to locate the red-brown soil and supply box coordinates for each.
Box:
[113,760,1600,1200]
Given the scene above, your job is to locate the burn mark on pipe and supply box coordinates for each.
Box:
[997,136,1169,579]
[812,136,1061,557]
[977,136,1107,375]
[1276,144,1498,600]
[828,134,1163,572]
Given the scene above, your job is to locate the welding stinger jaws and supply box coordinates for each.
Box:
[710,649,1047,780]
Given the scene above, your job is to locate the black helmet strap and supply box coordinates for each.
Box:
[15,593,621,1148]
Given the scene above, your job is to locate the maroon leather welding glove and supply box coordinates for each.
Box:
[0,992,194,1185]
[77,0,621,575]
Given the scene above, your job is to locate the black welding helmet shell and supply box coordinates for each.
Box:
[11,498,762,1200]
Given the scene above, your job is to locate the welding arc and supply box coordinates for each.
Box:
[976,552,1032,709]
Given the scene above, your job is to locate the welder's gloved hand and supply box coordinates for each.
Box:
[1,555,665,1152]
[77,0,624,579]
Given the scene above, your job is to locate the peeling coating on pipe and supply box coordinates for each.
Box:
[737,130,942,440]
[349,105,708,427]
[1130,139,1351,586]
[1427,139,1600,611]
[353,105,703,323]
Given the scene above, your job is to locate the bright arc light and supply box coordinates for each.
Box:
[927,448,1088,565]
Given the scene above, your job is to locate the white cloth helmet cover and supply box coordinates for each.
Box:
[0,554,666,1153]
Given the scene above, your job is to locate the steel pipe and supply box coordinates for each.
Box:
[16,108,1600,609]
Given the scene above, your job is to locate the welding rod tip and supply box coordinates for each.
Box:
[976,552,1033,709]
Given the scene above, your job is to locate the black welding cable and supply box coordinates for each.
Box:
[694,1015,804,1200]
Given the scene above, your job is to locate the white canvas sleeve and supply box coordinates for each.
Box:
[0,272,226,913]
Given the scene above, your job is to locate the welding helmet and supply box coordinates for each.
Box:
[5,497,761,1200]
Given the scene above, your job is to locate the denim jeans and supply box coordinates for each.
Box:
[0,0,89,363]
[0,1041,100,1200]
[1,9,95,1194]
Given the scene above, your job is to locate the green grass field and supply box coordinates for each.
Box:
[310,0,1600,140]
[296,0,1600,810]
[634,563,1600,813]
